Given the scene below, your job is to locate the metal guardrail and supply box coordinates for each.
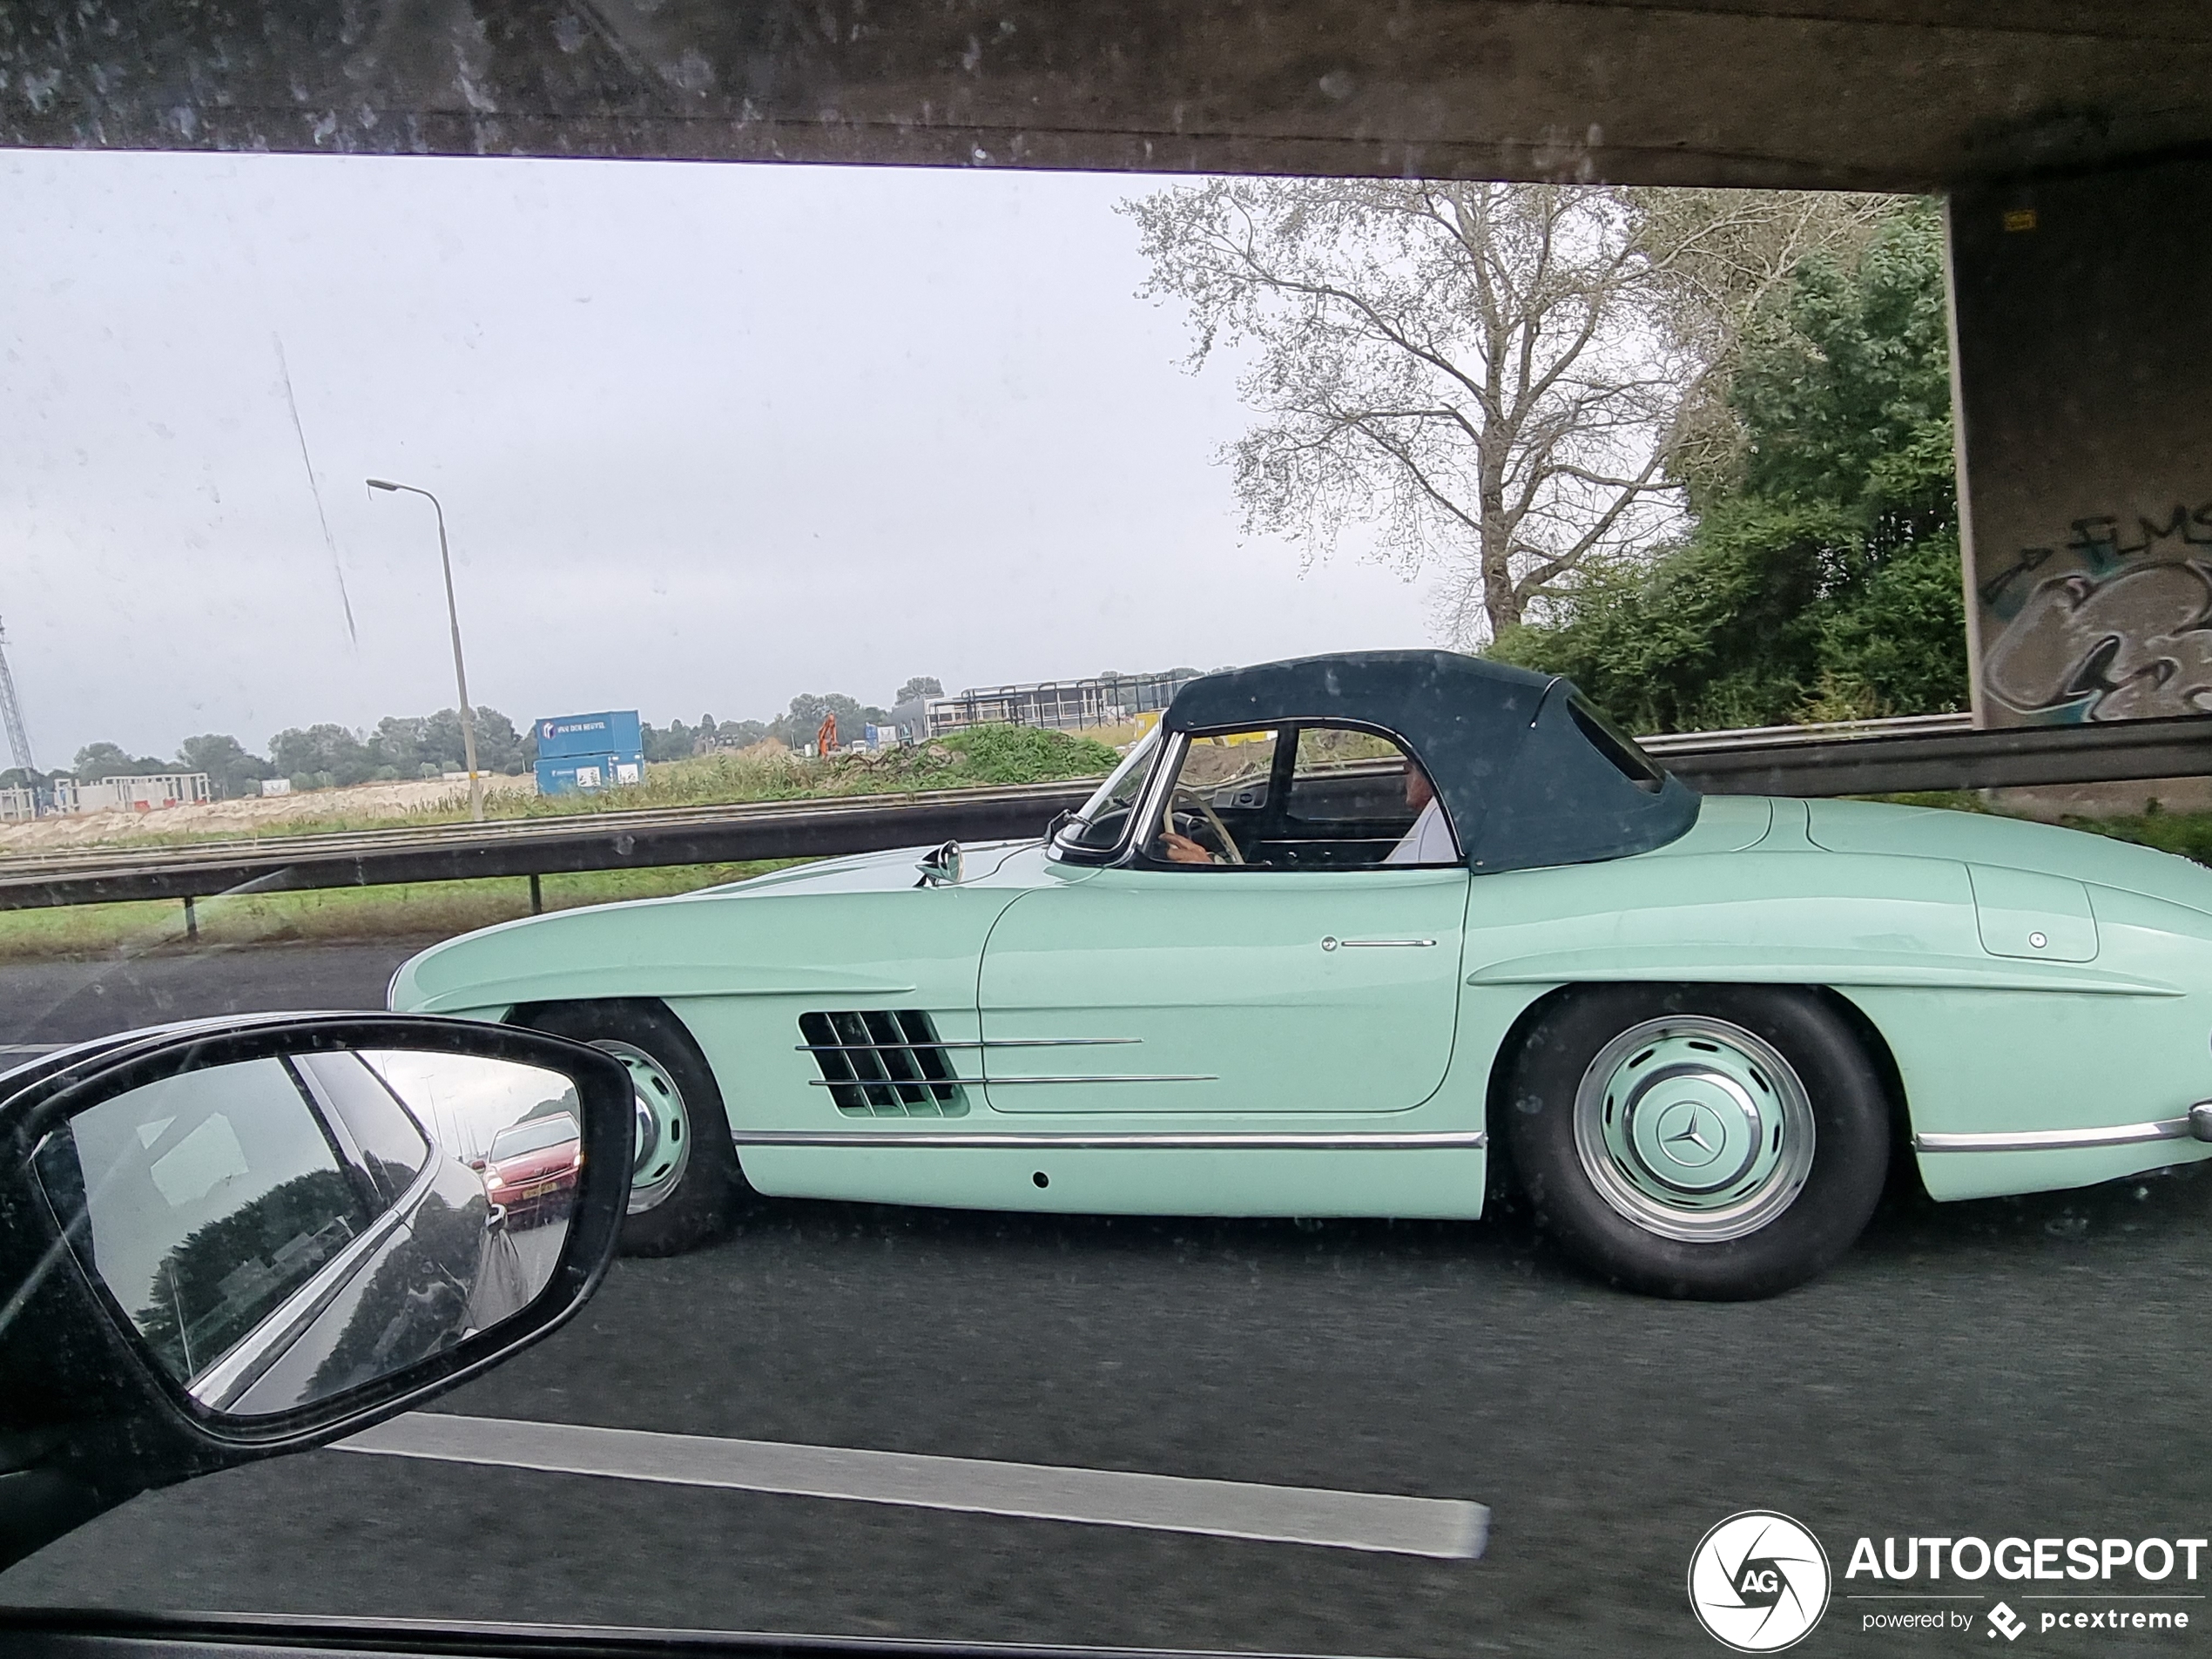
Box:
[0,779,1103,910]
[1637,711,1974,753]
[2,713,2209,911]
[1669,711,2212,797]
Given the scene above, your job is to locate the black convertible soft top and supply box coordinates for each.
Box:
[1163,650,1701,873]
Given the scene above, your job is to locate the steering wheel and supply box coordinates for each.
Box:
[1171,786,1245,864]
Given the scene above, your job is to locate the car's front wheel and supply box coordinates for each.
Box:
[1502,985,1890,1299]
[516,1000,751,1256]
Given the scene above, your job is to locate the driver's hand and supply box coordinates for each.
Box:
[1158,831,1217,865]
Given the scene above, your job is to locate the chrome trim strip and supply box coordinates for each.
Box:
[806,1074,1217,1089]
[1328,938,1437,949]
[734,1130,1487,1150]
[806,1078,968,1089]
[1913,1116,2195,1153]
[794,1038,1140,1053]
[983,1074,1218,1085]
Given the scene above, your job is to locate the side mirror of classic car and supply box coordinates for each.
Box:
[914,840,963,887]
[0,1014,634,1570]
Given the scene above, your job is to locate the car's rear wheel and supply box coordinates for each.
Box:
[516,1000,751,1257]
[1502,985,1889,1299]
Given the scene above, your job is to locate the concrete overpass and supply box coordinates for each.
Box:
[5,1,2208,725]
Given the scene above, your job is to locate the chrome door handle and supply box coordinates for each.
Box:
[1319,936,1438,951]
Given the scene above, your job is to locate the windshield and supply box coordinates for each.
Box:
[1052,729,1159,855]
[488,1115,579,1162]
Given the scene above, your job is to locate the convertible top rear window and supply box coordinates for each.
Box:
[1567,694,1665,793]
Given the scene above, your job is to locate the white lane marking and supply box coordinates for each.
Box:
[335,1412,1486,1560]
[0,1043,67,1054]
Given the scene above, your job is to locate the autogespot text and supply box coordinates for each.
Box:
[1847,1534,2208,1584]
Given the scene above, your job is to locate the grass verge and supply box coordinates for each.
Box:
[0,861,798,963]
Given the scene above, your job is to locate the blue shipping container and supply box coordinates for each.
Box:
[536,710,643,759]
[534,710,644,795]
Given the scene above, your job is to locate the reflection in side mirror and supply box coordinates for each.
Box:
[31,1048,590,1418]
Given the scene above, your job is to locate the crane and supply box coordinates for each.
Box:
[0,616,36,777]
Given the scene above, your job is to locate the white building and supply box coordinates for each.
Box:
[51,772,213,814]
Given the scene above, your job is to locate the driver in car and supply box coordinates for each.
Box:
[1159,759,1453,865]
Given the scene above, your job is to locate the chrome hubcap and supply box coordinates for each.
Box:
[596,1040,691,1215]
[1572,1015,1815,1243]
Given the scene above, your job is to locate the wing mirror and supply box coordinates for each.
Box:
[0,1014,633,1570]
[914,840,962,887]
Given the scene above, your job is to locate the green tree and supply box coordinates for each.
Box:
[1127,177,1886,642]
[72,742,173,780]
[176,733,275,799]
[269,724,372,789]
[895,677,943,704]
[641,718,697,763]
[1491,202,1964,732]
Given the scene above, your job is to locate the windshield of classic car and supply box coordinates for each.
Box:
[1055,729,1160,853]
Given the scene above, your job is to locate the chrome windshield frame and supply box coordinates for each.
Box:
[1048,729,1168,866]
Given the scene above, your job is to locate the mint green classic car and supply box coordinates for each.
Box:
[388,651,2212,1298]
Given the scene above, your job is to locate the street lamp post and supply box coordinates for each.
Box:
[366,478,484,822]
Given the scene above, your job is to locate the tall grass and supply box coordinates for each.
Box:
[7,725,1122,851]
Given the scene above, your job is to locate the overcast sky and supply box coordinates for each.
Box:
[0,150,1436,766]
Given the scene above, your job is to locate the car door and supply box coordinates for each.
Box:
[978,725,1470,1113]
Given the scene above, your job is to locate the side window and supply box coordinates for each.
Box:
[1284,726,1417,824]
[1280,725,1459,867]
[33,1058,374,1389]
[1149,729,1281,866]
[1148,725,1461,869]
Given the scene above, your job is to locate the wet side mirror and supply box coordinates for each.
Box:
[0,1015,632,1568]
[914,840,963,887]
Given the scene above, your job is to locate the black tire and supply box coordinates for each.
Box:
[1502,984,1889,1300]
[517,999,751,1257]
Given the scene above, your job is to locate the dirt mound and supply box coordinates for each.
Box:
[0,774,536,852]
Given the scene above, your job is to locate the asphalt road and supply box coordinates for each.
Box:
[4,940,2210,1656]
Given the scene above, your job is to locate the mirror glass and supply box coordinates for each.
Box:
[31,1048,584,1417]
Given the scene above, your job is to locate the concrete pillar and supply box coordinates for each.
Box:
[1948,155,2212,728]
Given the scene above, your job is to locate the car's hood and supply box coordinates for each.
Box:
[491,1147,577,1183]
[690,837,1049,899]
[388,839,1067,1015]
[1807,798,2212,914]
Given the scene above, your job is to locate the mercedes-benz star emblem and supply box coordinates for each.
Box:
[1688,1511,1831,1652]
[1666,1109,1716,1154]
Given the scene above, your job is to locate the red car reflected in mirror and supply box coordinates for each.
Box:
[479,1111,583,1227]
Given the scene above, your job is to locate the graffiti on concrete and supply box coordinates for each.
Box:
[1980,500,2212,721]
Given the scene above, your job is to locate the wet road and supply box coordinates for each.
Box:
[3,941,2209,1656]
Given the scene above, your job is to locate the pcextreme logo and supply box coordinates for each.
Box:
[1689,1511,1833,1652]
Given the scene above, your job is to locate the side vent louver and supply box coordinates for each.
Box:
[799,1010,969,1118]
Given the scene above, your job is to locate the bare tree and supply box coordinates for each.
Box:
[1125,179,1889,644]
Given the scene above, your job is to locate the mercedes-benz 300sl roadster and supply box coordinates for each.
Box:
[389,651,2212,1298]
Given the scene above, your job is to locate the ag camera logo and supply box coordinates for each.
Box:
[1689,1511,1831,1652]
